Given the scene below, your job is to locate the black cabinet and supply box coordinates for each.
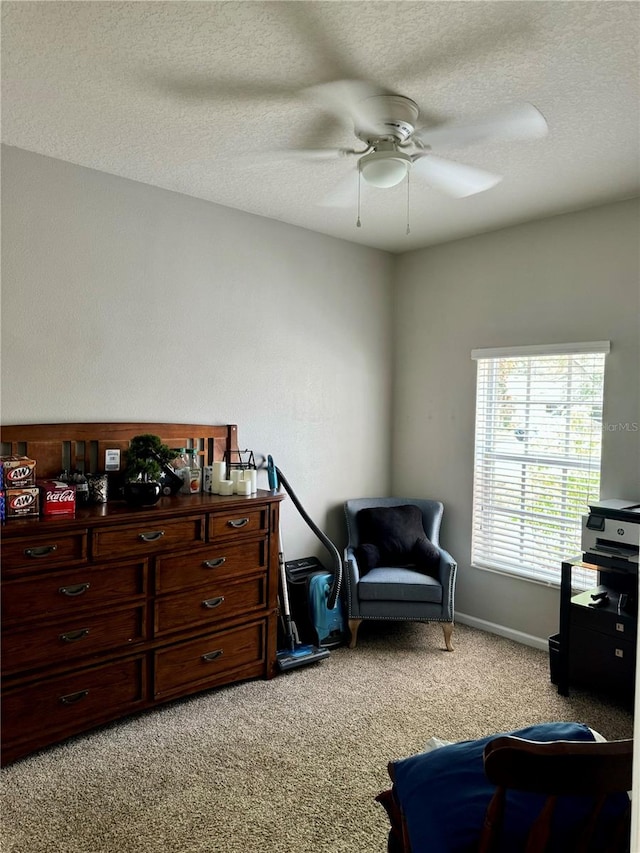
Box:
[557,558,636,703]
[569,585,636,696]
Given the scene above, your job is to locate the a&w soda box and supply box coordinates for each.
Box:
[1,455,39,519]
[1,456,37,488]
[4,487,39,518]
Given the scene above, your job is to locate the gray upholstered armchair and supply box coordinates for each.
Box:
[343,497,457,651]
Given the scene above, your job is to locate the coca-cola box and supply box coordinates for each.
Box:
[38,480,76,515]
[5,487,40,518]
[1,456,37,488]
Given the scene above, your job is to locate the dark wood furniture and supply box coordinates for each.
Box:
[558,557,636,702]
[480,736,633,853]
[1,423,283,765]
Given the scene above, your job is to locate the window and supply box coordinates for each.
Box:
[471,342,609,587]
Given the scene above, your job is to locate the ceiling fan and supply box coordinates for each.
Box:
[150,2,546,214]
[283,79,549,204]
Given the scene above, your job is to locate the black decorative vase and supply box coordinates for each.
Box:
[123,480,162,507]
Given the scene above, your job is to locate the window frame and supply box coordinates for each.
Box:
[470,341,610,589]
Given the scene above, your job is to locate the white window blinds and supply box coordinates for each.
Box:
[471,342,609,586]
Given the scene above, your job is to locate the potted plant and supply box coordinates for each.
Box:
[123,434,177,505]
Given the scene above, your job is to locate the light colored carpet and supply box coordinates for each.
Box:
[1,622,633,853]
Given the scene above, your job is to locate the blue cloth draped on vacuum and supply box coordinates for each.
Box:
[307,573,344,646]
[285,557,344,648]
[267,455,344,672]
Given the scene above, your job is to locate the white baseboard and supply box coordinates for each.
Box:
[455,612,549,652]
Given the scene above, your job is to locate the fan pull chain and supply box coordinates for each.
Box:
[406,172,411,236]
[356,169,362,228]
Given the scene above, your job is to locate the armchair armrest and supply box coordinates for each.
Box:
[437,548,457,622]
[344,546,362,618]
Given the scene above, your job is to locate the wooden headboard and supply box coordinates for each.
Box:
[0,422,238,479]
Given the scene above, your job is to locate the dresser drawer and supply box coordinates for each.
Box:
[154,620,266,699]
[155,539,267,594]
[92,515,204,560]
[1,655,146,755]
[2,604,147,675]
[2,530,88,573]
[208,506,268,540]
[1,560,148,625]
[154,574,267,636]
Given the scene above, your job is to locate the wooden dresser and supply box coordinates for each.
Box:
[0,423,283,764]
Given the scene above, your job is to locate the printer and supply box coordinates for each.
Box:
[581,499,640,571]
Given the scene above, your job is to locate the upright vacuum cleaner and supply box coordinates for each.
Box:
[267,455,343,673]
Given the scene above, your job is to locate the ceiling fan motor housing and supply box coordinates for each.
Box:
[354,94,420,143]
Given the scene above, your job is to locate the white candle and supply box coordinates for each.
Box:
[243,469,258,493]
[218,479,234,495]
[236,479,252,496]
[230,469,242,489]
[212,460,226,490]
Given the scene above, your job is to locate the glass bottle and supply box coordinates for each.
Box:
[69,470,90,505]
[186,448,201,494]
[170,449,188,470]
[172,449,192,495]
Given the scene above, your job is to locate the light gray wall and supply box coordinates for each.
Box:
[1,145,394,556]
[393,199,640,643]
[3,146,639,641]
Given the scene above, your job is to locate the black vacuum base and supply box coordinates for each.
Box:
[277,644,330,672]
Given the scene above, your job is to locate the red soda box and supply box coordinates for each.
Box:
[0,456,37,488]
[5,487,39,518]
[38,480,76,515]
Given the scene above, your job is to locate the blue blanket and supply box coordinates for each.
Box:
[391,721,626,853]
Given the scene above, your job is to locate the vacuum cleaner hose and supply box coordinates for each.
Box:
[274,465,342,610]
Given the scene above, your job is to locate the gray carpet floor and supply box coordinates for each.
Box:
[1,622,633,853]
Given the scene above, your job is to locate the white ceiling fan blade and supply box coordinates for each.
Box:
[146,71,298,104]
[274,148,353,162]
[237,148,354,165]
[414,102,548,150]
[317,169,359,208]
[412,154,502,198]
[303,79,390,137]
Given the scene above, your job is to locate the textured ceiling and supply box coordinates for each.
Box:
[2,1,639,253]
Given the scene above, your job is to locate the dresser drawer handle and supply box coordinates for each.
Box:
[228,518,249,528]
[59,689,89,705]
[202,596,225,609]
[138,530,165,542]
[60,628,90,643]
[25,544,58,558]
[203,557,226,569]
[59,583,90,597]
[202,649,223,662]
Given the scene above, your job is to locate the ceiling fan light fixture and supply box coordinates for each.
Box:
[358,149,412,188]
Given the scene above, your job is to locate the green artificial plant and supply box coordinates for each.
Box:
[125,434,176,483]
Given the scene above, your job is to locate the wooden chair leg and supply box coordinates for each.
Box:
[443,622,454,652]
[348,618,362,649]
